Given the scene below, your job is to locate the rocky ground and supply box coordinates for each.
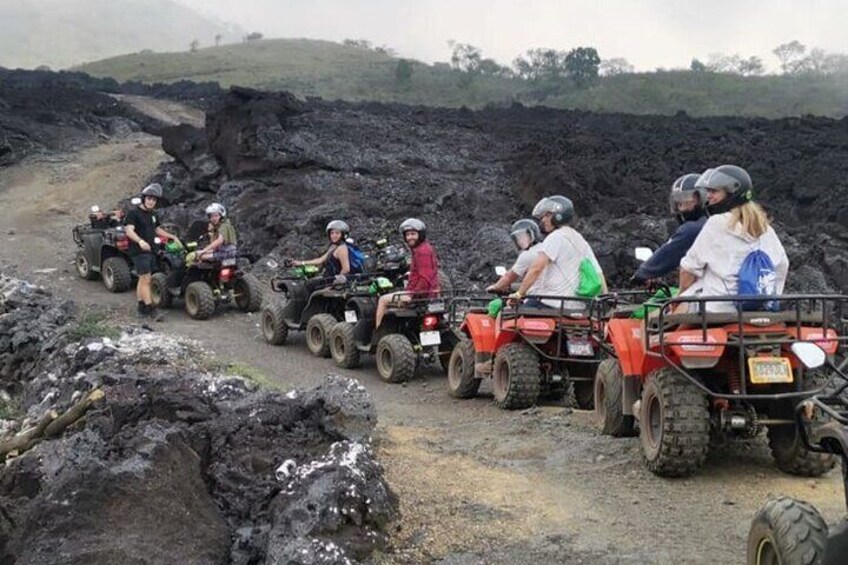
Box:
[2,69,848,564]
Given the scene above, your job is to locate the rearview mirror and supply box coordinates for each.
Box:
[635,247,654,262]
[266,259,279,270]
[791,342,827,370]
[494,266,507,277]
[90,205,101,214]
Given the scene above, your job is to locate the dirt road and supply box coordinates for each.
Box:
[0,98,844,564]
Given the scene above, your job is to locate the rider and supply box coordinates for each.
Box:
[196,203,237,261]
[513,195,606,308]
[124,183,180,320]
[679,165,789,312]
[293,220,355,284]
[375,218,439,328]
[487,219,544,294]
[632,173,707,284]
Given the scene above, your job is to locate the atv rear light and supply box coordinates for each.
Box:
[219,268,234,282]
[116,238,129,251]
[679,356,721,369]
[422,315,439,330]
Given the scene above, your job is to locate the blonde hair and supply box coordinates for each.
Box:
[728,201,770,239]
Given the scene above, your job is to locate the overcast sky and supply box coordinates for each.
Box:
[176,0,848,71]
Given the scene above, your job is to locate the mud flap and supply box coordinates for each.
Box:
[622,375,640,416]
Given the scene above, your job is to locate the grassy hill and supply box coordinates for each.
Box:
[77,38,848,118]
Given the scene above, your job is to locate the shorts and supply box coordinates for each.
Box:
[131,252,156,275]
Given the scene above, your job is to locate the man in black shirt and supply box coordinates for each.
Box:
[125,183,180,320]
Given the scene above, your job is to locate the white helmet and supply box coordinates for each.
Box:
[205,203,227,218]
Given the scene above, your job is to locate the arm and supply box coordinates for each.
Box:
[200,234,224,254]
[125,223,151,252]
[336,245,351,275]
[487,271,518,293]
[679,268,697,294]
[516,253,551,297]
[155,225,180,242]
[678,218,714,294]
[635,223,702,281]
[297,250,330,267]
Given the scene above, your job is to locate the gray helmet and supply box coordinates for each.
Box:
[140,183,163,199]
[399,218,426,242]
[531,195,574,227]
[669,173,707,221]
[509,219,542,250]
[326,220,350,238]
[205,203,227,218]
[696,165,754,214]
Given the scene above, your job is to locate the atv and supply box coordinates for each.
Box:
[746,341,848,565]
[596,287,848,478]
[327,289,460,383]
[447,291,602,410]
[149,220,262,320]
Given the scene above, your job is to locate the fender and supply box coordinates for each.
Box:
[502,317,556,344]
[461,313,499,354]
[794,327,839,355]
[606,318,646,376]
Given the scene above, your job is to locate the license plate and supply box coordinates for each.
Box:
[427,302,446,314]
[221,258,237,266]
[567,340,594,357]
[345,310,358,323]
[748,357,794,384]
[420,331,442,346]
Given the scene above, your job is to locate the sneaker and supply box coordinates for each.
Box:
[147,307,165,322]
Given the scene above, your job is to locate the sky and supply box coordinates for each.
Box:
[175,0,848,71]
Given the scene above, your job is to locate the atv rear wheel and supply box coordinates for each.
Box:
[447,339,481,399]
[75,250,98,280]
[306,313,336,358]
[376,334,416,383]
[185,281,216,320]
[150,272,172,309]
[330,322,361,369]
[746,496,828,565]
[261,302,289,346]
[234,274,263,312]
[594,359,636,437]
[639,367,710,477]
[102,257,132,293]
[768,371,837,477]
[492,343,541,410]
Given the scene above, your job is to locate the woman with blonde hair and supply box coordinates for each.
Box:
[678,165,789,313]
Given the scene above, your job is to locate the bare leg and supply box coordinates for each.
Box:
[138,274,153,305]
[375,293,392,329]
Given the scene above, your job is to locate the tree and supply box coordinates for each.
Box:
[773,40,806,74]
[737,56,765,76]
[244,32,263,43]
[513,48,568,81]
[395,59,413,85]
[343,39,372,50]
[599,57,634,76]
[690,58,707,72]
[189,39,200,53]
[564,46,601,87]
[214,34,223,47]
[448,40,483,73]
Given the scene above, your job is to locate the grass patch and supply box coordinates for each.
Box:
[208,358,284,391]
[0,397,22,421]
[67,308,120,342]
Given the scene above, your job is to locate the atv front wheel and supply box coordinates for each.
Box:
[447,339,481,399]
[150,272,172,309]
[185,281,216,320]
[234,274,263,312]
[492,343,541,410]
[594,359,636,437]
[746,496,828,565]
[376,334,416,383]
[639,367,709,477]
[261,302,289,346]
[75,250,98,280]
[306,314,336,358]
[102,257,132,293]
[330,322,361,369]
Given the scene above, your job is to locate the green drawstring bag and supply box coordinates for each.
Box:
[487,298,504,318]
[632,287,679,319]
[576,258,603,297]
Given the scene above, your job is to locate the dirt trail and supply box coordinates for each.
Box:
[0,97,845,565]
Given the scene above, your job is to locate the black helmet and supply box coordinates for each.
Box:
[326,220,350,238]
[532,195,574,228]
[509,219,542,250]
[669,173,706,223]
[140,183,163,199]
[399,218,426,242]
[696,165,754,215]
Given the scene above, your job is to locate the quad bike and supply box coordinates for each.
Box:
[746,341,848,565]
[447,291,602,410]
[361,236,454,293]
[596,288,848,478]
[328,290,460,383]
[150,220,262,320]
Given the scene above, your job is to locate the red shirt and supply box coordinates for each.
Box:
[407,241,440,295]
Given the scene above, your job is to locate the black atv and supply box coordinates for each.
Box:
[150,220,262,320]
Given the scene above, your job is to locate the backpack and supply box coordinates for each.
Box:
[576,258,603,298]
[737,249,779,312]
[347,243,366,274]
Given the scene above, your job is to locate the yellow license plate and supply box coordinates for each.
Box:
[748,357,794,384]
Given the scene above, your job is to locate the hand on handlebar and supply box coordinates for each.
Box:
[334,274,348,285]
[139,240,151,252]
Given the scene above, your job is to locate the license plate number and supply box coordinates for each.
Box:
[420,331,441,346]
[221,258,237,266]
[567,340,594,357]
[345,310,358,323]
[748,357,793,384]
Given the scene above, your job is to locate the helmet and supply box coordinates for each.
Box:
[205,203,227,218]
[140,183,163,199]
[399,218,426,242]
[509,219,542,250]
[326,220,350,238]
[531,195,574,227]
[669,173,706,222]
[696,165,754,215]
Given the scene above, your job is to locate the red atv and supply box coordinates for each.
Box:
[596,292,848,478]
[448,293,602,410]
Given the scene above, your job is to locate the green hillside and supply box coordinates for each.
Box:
[77,38,848,117]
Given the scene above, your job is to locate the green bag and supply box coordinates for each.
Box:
[576,258,603,297]
[632,287,679,319]
[487,298,504,318]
